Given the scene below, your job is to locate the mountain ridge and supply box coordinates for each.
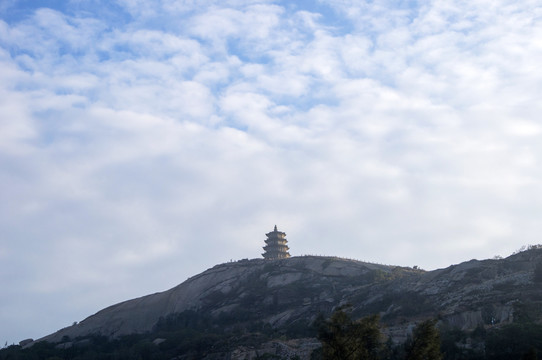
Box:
[39,255,416,342]
[37,248,542,349]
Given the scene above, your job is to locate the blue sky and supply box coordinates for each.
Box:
[2,0,542,345]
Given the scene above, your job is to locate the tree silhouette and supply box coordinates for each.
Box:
[523,347,538,360]
[405,319,442,360]
[318,307,383,360]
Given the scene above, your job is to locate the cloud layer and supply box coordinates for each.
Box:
[1,0,542,344]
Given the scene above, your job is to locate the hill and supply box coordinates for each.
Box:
[41,256,407,342]
[8,248,542,359]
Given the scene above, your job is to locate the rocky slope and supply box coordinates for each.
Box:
[40,249,542,345]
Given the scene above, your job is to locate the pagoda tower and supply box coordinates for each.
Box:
[262,225,291,260]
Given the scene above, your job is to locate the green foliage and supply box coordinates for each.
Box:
[374,292,435,320]
[485,323,542,360]
[513,301,542,324]
[436,322,542,360]
[533,262,542,283]
[439,326,470,360]
[405,319,442,360]
[7,309,542,360]
[318,307,383,360]
[522,348,538,360]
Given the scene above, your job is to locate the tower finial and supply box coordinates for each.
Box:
[274,225,277,231]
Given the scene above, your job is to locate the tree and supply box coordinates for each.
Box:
[533,262,542,283]
[523,348,538,360]
[318,307,383,360]
[405,319,442,360]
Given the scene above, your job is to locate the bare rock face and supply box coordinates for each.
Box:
[19,339,33,348]
[40,249,542,345]
[41,256,396,342]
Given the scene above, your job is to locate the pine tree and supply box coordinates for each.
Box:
[523,347,538,360]
[318,307,383,360]
[405,319,442,360]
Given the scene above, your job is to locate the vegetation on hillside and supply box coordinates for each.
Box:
[3,306,542,359]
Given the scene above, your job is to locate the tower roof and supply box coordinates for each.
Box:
[266,224,286,237]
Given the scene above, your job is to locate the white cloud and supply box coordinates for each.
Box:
[187,4,283,53]
[2,0,542,345]
[0,89,36,154]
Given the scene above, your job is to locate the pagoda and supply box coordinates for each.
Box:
[262,225,291,260]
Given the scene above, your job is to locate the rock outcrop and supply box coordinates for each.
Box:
[40,249,542,346]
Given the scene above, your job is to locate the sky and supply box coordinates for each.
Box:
[1,0,542,345]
